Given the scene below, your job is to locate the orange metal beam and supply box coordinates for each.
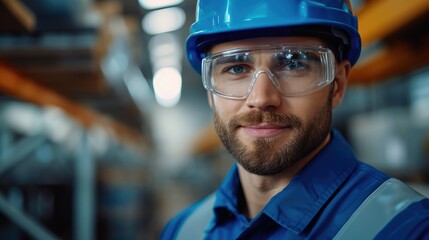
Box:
[349,38,429,85]
[357,0,429,47]
[349,0,429,85]
[0,0,35,31]
[0,62,147,153]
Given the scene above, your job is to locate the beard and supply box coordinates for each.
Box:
[213,90,333,176]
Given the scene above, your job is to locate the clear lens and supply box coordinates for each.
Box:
[202,46,335,99]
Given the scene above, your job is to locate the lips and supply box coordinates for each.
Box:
[241,124,290,138]
[228,110,300,138]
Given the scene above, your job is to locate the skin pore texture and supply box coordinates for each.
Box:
[208,37,350,218]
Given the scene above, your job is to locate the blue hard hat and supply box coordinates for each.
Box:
[186,0,362,73]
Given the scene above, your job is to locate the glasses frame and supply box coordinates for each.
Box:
[201,45,336,99]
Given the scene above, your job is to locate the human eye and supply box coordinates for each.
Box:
[211,62,251,84]
[224,64,249,75]
[273,52,309,72]
[284,60,306,71]
[214,53,253,77]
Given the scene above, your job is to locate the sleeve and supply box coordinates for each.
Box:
[375,199,429,240]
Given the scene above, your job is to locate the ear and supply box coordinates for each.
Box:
[332,60,351,108]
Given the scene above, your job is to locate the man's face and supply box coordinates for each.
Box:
[208,37,345,176]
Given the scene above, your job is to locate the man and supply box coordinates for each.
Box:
[161,0,429,239]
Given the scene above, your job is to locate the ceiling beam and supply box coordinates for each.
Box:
[349,37,429,84]
[357,0,429,47]
[349,0,429,85]
[0,0,35,31]
[0,61,148,154]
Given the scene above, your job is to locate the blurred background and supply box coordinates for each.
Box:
[0,0,428,239]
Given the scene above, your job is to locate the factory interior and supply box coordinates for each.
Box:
[1,0,429,239]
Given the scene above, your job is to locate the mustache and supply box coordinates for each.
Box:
[228,111,302,129]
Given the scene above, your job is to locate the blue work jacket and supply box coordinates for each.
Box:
[160,129,429,239]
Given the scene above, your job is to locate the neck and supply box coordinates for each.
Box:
[238,133,331,219]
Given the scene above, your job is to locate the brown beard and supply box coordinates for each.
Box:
[213,89,333,176]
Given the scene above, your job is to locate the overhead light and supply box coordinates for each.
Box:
[150,35,178,58]
[138,0,184,10]
[148,33,182,71]
[142,7,185,35]
[153,67,182,107]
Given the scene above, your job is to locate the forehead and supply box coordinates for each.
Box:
[211,37,326,54]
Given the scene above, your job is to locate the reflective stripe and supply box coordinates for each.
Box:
[333,178,425,240]
[176,178,424,239]
[176,193,216,240]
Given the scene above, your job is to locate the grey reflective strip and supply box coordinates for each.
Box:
[334,178,425,240]
[176,193,216,240]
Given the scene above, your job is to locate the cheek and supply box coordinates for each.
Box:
[287,91,331,121]
[288,101,314,123]
[212,97,243,119]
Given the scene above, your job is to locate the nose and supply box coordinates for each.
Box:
[245,71,282,110]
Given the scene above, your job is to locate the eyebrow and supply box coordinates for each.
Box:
[272,51,320,61]
[214,53,253,65]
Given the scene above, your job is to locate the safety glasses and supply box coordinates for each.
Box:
[202,45,336,99]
